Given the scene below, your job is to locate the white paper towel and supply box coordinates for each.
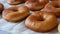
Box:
[0,0,60,34]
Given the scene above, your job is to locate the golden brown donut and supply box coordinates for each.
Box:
[0,3,4,12]
[41,1,60,17]
[6,0,24,5]
[25,0,49,11]
[58,24,60,32]
[25,11,58,32]
[2,6,30,22]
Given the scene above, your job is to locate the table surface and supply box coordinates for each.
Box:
[0,30,11,34]
[0,0,11,34]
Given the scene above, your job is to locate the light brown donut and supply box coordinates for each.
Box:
[58,24,60,32]
[0,3,4,12]
[41,1,60,17]
[2,6,30,22]
[6,0,24,5]
[25,0,49,11]
[25,11,58,32]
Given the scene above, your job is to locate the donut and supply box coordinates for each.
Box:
[2,6,30,22]
[58,24,60,32]
[41,1,60,17]
[0,3,4,12]
[6,0,24,5]
[25,0,49,11]
[25,11,58,32]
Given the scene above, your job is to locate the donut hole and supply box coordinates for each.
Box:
[53,3,60,8]
[54,5,60,8]
[37,18,44,21]
[36,16,44,21]
[13,10,18,11]
[28,0,37,2]
[32,15,44,21]
[33,12,45,21]
[12,9,18,12]
[8,7,18,12]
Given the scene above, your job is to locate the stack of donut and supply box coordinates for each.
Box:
[1,0,60,32]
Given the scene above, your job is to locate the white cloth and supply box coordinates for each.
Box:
[0,0,59,34]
